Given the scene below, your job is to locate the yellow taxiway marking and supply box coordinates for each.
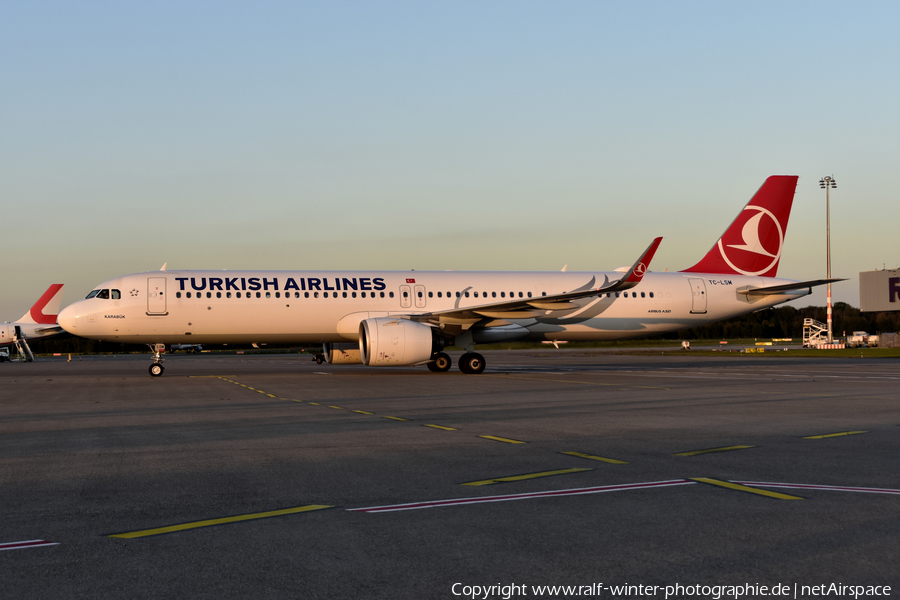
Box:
[246,387,256,390]
[383,416,408,421]
[462,467,592,487]
[691,478,804,500]
[353,410,374,415]
[328,405,344,410]
[107,505,333,539]
[486,374,669,391]
[266,394,276,398]
[561,451,628,464]
[424,424,457,431]
[673,445,755,457]
[308,402,321,405]
[803,431,868,439]
[480,435,526,444]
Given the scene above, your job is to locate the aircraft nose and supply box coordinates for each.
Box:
[57,304,78,334]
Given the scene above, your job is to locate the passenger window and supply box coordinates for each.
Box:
[352,292,357,298]
[417,291,422,298]
[641,292,645,298]
[473,292,478,298]
[500,292,505,298]
[492,292,496,298]
[380,292,385,298]
[389,292,394,298]
[428,291,433,298]
[518,292,523,298]
[216,292,221,298]
[465,292,470,298]
[649,292,654,298]
[527,292,532,298]
[436,292,441,298]
[304,292,309,298]
[236,292,241,298]
[314,292,319,298]
[226,292,231,298]
[275,292,280,298]
[403,291,408,298]
[256,292,261,298]
[266,292,271,299]
[206,292,211,298]
[176,292,182,298]
[186,292,191,299]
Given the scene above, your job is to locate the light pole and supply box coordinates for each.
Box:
[820,176,837,343]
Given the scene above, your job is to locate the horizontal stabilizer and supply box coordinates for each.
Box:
[741,278,845,296]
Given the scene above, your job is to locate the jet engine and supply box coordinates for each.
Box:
[322,342,362,364]
[359,318,444,367]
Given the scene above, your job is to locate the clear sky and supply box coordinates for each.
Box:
[2,1,898,321]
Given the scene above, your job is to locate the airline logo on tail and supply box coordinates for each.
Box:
[23,284,65,324]
[683,175,797,277]
[719,205,783,275]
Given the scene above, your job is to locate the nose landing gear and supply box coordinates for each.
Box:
[148,343,165,377]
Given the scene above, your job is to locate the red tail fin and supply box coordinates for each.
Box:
[682,176,798,277]
[19,284,65,324]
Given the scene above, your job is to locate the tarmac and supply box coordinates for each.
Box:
[1,351,898,599]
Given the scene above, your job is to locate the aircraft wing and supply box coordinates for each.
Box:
[410,237,662,322]
[740,278,846,296]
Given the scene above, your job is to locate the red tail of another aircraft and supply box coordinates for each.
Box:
[18,284,65,325]
[682,175,798,277]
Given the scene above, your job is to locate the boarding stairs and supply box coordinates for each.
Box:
[12,326,35,362]
[802,318,828,348]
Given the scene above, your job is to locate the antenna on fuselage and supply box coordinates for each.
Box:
[160,263,167,271]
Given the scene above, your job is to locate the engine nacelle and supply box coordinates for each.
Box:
[359,318,443,367]
[323,342,362,364]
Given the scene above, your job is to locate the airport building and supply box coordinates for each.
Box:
[859,269,900,312]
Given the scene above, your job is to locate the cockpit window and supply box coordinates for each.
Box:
[85,290,100,299]
[111,289,121,299]
[96,289,110,299]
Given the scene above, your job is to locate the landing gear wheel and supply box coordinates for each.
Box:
[314,354,325,365]
[149,363,164,377]
[427,352,452,373]
[458,352,486,374]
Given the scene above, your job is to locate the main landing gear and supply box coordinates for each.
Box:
[458,352,486,375]
[427,352,452,373]
[149,343,165,377]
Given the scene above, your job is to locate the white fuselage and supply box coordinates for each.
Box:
[58,269,808,345]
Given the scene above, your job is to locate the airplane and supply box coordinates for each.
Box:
[57,176,840,377]
[169,344,203,353]
[1,284,66,362]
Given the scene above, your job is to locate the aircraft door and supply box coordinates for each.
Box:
[688,278,707,314]
[399,285,412,308]
[414,285,426,308]
[147,277,168,315]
